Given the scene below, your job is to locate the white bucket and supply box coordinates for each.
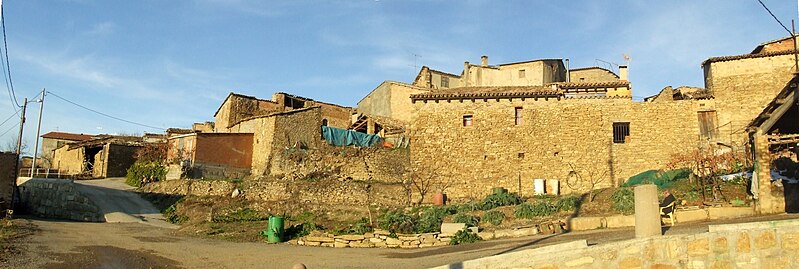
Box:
[533,178,546,195]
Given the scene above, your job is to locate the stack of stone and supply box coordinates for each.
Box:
[295,229,452,248]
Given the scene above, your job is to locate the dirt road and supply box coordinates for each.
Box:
[3,178,799,269]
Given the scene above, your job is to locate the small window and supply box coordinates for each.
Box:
[518,69,526,78]
[613,122,630,143]
[514,107,523,126]
[441,77,449,88]
[463,115,473,127]
[517,152,525,159]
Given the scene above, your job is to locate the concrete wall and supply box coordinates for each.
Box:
[437,219,799,269]
[0,152,15,213]
[17,178,103,222]
[411,97,704,199]
[704,53,795,146]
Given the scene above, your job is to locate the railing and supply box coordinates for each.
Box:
[768,133,799,145]
[17,168,75,179]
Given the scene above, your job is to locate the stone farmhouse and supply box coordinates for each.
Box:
[51,135,148,178]
[39,131,94,165]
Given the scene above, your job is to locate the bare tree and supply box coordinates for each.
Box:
[565,161,609,203]
[407,168,438,205]
[667,145,746,201]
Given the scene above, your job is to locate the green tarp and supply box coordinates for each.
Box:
[623,169,690,189]
[321,126,382,147]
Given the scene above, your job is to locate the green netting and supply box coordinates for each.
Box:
[622,169,691,189]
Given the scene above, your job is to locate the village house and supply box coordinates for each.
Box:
[39,131,94,166]
[50,135,147,178]
[166,132,253,179]
[213,92,353,132]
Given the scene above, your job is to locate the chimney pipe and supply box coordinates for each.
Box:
[463,61,470,86]
[619,65,629,81]
[481,55,488,67]
[565,59,570,83]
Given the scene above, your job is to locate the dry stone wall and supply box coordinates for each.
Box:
[17,178,103,222]
[141,179,237,197]
[0,153,15,214]
[412,97,703,200]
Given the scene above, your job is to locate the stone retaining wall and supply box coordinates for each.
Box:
[567,206,755,231]
[436,218,799,269]
[141,179,237,197]
[17,178,103,222]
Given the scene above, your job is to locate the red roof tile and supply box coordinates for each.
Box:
[40,131,93,141]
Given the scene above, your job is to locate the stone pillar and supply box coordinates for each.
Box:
[366,118,375,135]
[634,184,661,238]
[754,131,777,214]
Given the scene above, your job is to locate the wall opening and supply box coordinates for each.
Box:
[463,115,473,127]
[612,122,630,144]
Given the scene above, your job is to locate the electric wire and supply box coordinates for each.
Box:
[0,112,15,128]
[0,121,17,137]
[0,4,18,108]
[46,91,164,131]
[756,0,793,35]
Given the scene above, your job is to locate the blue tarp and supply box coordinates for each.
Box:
[321,126,382,147]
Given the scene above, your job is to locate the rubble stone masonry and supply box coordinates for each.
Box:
[412,97,704,199]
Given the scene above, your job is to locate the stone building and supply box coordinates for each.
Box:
[51,135,145,178]
[0,152,16,216]
[214,92,353,132]
[39,132,94,165]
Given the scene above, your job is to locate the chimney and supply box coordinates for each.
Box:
[619,65,629,81]
[565,59,570,82]
[481,55,488,67]
[463,61,470,86]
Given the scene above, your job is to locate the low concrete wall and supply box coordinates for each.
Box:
[437,218,799,269]
[568,206,756,231]
[17,178,103,222]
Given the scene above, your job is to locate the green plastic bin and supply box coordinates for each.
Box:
[267,216,285,243]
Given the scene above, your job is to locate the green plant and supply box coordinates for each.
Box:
[480,192,523,210]
[212,208,269,223]
[162,202,188,224]
[555,195,580,212]
[456,201,481,213]
[452,213,479,227]
[415,207,448,234]
[332,218,373,235]
[514,201,557,219]
[611,188,635,215]
[482,210,505,226]
[449,229,482,245]
[377,209,415,234]
[285,222,320,239]
[125,161,167,187]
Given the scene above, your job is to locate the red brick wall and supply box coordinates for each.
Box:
[194,133,253,169]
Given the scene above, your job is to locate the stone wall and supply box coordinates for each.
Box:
[704,53,795,147]
[0,152,16,213]
[243,177,406,208]
[569,67,619,82]
[271,145,409,184]
[52,145,84,175]
[17,178,102,222]
[141,179,237,197]
[437,219,799,269]
[411,97,704,200]
[358,81,430,123]
[100,144,140,178]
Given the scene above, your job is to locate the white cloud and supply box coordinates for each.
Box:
[85,22,115,36]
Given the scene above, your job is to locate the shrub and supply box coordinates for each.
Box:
[456,201,481,213]
[611,188,635,215]
[480,192,523,210]
[452,213,479,227]
[125,161,167,187]
[514,201,557,219]
[285,222,321,239]
[332,218,373,235]
[415,207,451,233]
[449,229,482,245]
[163,202,188,224]
[482,210,505,226]
[377,209,415,234]
[555,195,581,212]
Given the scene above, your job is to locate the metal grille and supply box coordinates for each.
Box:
[613,122,630,143]
[514,107,523,126]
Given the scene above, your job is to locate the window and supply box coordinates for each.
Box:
[518,69,526,78]
[698,111,717,140]
[441,77,449,88]
[517,152,525,159]
[612,122,630,143]
[514,107,523,126]
[463,115,473,127]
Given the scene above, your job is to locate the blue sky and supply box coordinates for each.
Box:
[0,0,796,154]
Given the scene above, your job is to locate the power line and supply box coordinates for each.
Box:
[0,111,15,128]
[46,90,164,131]
[757,0,792,35]
[0,4,18,108]
[0,121,17,137]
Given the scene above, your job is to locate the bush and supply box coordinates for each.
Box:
[611,188,635,215]
[377,209,416,234]
[163,202,188,224]
[456,201,481,213]
[514,201,557,219]
[332,218,373,235]
[415,206,452,233]
[452,213,479,227]
[285,222,321,239]
[125,161,167,187]
[480,192,523,210]
[482,210,505,226]
[555,195,581,212]
[449,229,482,245]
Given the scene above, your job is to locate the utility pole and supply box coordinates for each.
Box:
[30,89,45,177]
[14,97,26,156]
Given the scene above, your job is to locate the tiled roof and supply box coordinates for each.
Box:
[702,49,797,66]
[411,86,560,100]
[40,131,93,141]
[556,81,630,89]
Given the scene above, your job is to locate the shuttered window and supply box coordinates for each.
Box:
[613,122,630,143]
[698,111,717,140]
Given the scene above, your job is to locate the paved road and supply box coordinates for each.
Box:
[74,178,176,228]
